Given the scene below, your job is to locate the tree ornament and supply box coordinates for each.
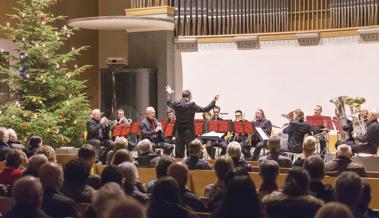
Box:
[22,123,29,129]
[15,87,21,94]
[59,112,64,118]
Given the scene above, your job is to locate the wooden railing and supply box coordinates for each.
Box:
[130,0,379,36]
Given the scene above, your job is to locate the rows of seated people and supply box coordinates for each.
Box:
[0,126,377,218]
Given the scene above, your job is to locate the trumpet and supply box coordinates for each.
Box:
[101,117,110,126]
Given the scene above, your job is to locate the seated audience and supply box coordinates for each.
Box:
[85,182,126,218]
[61,159,95,203]
[325,144,366,177]
[303,155,334,202]
[134,139,159,168]
[26,136,43,157]
[182,139,212,170]
[334,171,363,218]
[315,202,353,218]
[35,145,56,163]
[100,165,123,186]
[146,155,176,193]
[147,177,196,218]
[23,154,48,177]
[204,157,234,211]
[111,149,132,166]
[262,168,323,218]
[39,162,78,218]
[78,144,97,167]
[119,161,149,205]
[358,182,379,218]
[258,160,279,198]
[293,136,316,167]
[259,136,292,168]
[0,149,25,189]
[105,196,146,218]
[7,129,24,150]
[0,127,11,161]
[5,176,50,218]
[107,137,129,165]
[168,163,207,212]
[211,175,262,218]
[226,141,253,172]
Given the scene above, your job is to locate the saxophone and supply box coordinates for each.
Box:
[345,97,367,141]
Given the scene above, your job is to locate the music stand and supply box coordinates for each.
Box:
[233,121,254,135]
[129,123,141,134]
[112,124,130,137]
[306,116,334,130]
[207,120,232,133]
[195,119,205,136]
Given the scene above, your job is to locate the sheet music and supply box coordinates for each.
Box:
[201,131,225,139]
[255,127,269,141]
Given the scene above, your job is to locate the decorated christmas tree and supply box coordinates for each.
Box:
[0,0,91,147]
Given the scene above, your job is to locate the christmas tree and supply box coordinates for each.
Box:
[0,0,92,147]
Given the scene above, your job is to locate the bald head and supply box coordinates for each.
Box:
[167,163,188,186]
[39,162,63,189]
[12,176,43,208]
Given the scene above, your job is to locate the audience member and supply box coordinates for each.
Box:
[204,157,234,211]
[315,202,353,218]
[0,149,25,189]
[358,182,379,218]
[0,127,11,161]
[5,176,51,218]
[105,196,146,218]
[147,177,196,218]
[146,155,175,193]
[23,154,48,177]
[182,139,212,170]
[107,137,129,165]
[334,171,363,218]
[100,165,123,186]
[262,168,323,218]
[7,129,24,150]
[35,145,56,163]
[111,149,132,166]
[303,155,334,202]
[134,139,159,168]
[259,136,292,168]
[226,141,253,172]
[26,136,43,157]
[168,163,207,212]
[119,161,149,205]
[211,175,262,218]
[258,159,279,198]
[39,162,78,218]
[61,159,95,203]
[78,144,97,167]
[293,136,316,167]
[325,144,366,176]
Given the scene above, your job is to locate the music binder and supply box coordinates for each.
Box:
[201,131,225,140]
[233,121,254,135]
[207,120,232,133]
[195,119,205,136]
[130,123,141,134]
[306,116,334,130]
[255,127,269,141]
[112,124,130,137]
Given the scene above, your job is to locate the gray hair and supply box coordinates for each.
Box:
[118,162,139,183]
[92,182,125,218]
[137,139,152,154]
[145,107,155,113]
[227,141,242,159]
[336,144,352,159]
[7,129,17,139]
[303,136,316,153]
[0,127,9,140]
[91,109,101,116]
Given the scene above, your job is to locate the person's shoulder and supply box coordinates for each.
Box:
[262,191,285,203]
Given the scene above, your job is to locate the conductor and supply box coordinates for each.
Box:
[166,85,219,158]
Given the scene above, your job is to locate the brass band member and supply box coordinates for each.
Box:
[140,106,174,155]
[167,109,176,123]
[205,106,228,159]
[283,109,311,153]
[233,110,250,159]
[310,105,327,156]
[251,109,272,161]
[111,109,136,151]
[166,86,218,158]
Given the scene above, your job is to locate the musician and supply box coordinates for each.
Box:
[283,109,311,153]
[140,106,174,155]
[86,109,115,163]
[310,105,327,156]
[232,110,250,156]
[251,109,272,161]
[348,111,379,154]
[205,106,228,159]
[112,109,132,126]
[166,86,218,158]
[167,109,176,123]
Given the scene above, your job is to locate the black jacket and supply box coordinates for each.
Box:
[42,187,78,218]
[355,120,379,153]
[253,119,272,143]
[0,141,11,161]
[86,118,110,141]
[283,119,311,153]
[5,203,52,218]
[140,118,164,143]
[182,156,212,170]
[167,94,215,133]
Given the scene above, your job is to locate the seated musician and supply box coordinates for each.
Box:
[134,139,160,168]
[164,109,176,145]
[232,110,250,158]
[283,109,311,153]
[182,139,212,170]
[86,109,115,163]
[112,108,132,126]
[140,107,174,155]
[251,109,272,161]
[205,106,228,159]
[348,111,379,154]
[310,105,327,156]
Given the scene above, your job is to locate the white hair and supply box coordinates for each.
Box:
[118,162,139,183]
[145,107,155,113]
[227,141,242,159]
[303,136,317,151]
[7,129,17,138]
[336,144,352,159]
[92,109,101,116]
[137,139,152,154]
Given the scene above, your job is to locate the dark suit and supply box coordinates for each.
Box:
[140,118,174,155]
[182,156,212,170]
[283,119,311,153]
[135,152,160,168]
[251,118,272,160]
[259,153,292,168]
[167,93,216,158]
[86,118,114,163]
[5,203,52,218]
[42,187,78,218]
[325,156,366,177]
[353,120,379,154]
[205,117,228,159]
[0,141,11,161]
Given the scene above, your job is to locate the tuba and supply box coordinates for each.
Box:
[345,97,367,140]
[330,96,349,140]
